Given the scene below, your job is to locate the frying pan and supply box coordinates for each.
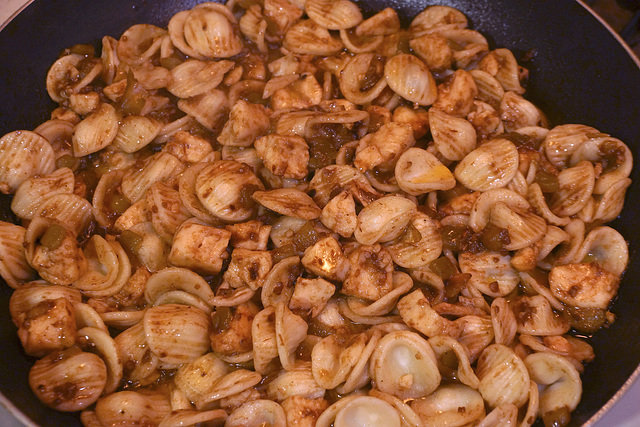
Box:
[0,0,639,426]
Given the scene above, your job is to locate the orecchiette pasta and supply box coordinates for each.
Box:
[0,1,633,426]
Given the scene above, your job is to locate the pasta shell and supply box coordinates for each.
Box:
[74,236,131,298]
[252,305,279,374]
[395,147,456,195]
[239,5,268,53]
[284,20,344,56]
[543,124,599,169]
[488,201,547,251]
[159,409,227,427]
[511,295,570,336]
[457,315,495,362]
[478,48,525,94]
[573,226,628,276]
[370,330,441,399]
[94,390,171,426]
[306,0,362,30]
[476,344,530,408]
[226,400,286,427]
[309,164,381,207]
[34,193,94,237]
[121,152,184,204]
[593,177,631,222]
[267,362,325,401]
[147,182,193,243]
[312,332,368,389]
[356,7,400,37]
[0,221,36,288]
[29,347,107,412]
[411,384,485,426]
[11,167,74,220]
[275,302,308,370]
[178,3,242,58]
[72,103,119,157]
[459,252,519,297]
[76,327,123,395]
[174,352,229,402]
[549,161,595,216]
[262,256,302,307]
[354,195,417,245]
[167,59,234,98]
[46,54,84,102]
[428,108,477,161]
[112,115,162,154]
[177,89,229,131]
[454,138,519,192]
[195,160,264,222]
[428,335,479,389]
[143,304,211,364]
[339,54,388,105]
[117,24,166,65]
[524,352,582,417]
[384,54,437,106]
[318,395,403,427]
[385,212,442,269]
[0,130,55,194]
[469,69,505,108]
[145,267,215,308]
[500,91,545,131]
[490,297,517,346]
[409,5,467,37]
[113,321,159,382]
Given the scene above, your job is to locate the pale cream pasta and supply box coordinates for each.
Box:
[0,1,634,426]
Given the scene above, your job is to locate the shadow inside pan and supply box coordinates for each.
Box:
[0,0,639,426]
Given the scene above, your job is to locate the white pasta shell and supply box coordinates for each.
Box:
[500,91,544,132]
[490,297,517,346]
[94,390,171,426]
[178,162,223,224]
[284,19,344,56]
[195,160,264,222]
[524,352,582,416]
[574,226,628,276]
[267,362,325,401]
[339,54,388,105]
[0,221,36,288]
[0,130,55,194]
[527,183,571,227]
[306,0,362,30]
[11,167,74,220]
[112,324,158,386]
[180,3,243,58]
[384,54,437,106]
[459,252,519,297]
[174,352,229,402]
[409,5,468,37]
[478,48,525,94]
[116,24,166,65]
[312,332,368,389]
[549,161,595,216]
[226,400,286,427]
[410,384,485,426]
[196,369,262,409]
[356,7,400,36]
[395,147,455,195]
[476,344,530,408]
[261,256,302,307]
[167,59,234,98]
[385,212,442,269]
[454,138,519,192]
[239,5,268,53]
[253,189,321,220]
[76,326,123,395]
[428,108,477,161]
[488,201,547,251]
[275,301,308,370]
[9,281,82,326]
[252,306,279,374]
[370,330,441,399]
[543,124,600,169]
[309,164,381,207]
[511,295,570,336]
[46,54,84,102]
[457,315,495,362]
[339,28,384,54]
[354,195,417,245]
[593,177,631,222]
[74,236,131,298]
[143,304,211,364]
[147,182,193,243]
[159,409,227,427]
[72,103,119,157]
[29,347,107,412]
[145,267,215,308]
[469,69,505,108]
[318,395,403,427]
[121,152,184,204]
[112,115,162,154]
[428,335,479,389]
[177,89,229,131]
[34,193,94,237]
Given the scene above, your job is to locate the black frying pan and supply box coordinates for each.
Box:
[1,0,639,426]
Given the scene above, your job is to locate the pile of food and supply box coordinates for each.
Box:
[0,0,632,426]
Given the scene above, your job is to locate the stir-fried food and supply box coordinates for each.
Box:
[0,1,632,426]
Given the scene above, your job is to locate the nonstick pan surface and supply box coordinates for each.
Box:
[1,1,640,426]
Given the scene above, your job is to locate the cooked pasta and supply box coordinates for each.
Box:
[0,1,633,426]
